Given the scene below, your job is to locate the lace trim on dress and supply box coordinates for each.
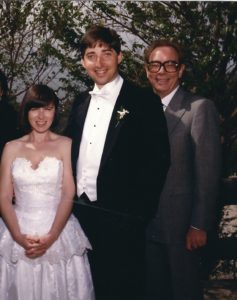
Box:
[0,156,92,266]
[0,215,92,266]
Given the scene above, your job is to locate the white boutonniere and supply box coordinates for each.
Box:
[116,106,129,127]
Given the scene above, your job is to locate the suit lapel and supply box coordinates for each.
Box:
[99,81,129,169]
[165,87,187,135]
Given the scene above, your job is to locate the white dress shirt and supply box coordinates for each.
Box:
[161,86,179,110]
[77,75,123,201]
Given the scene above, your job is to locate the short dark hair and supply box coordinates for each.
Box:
[0,69,9,102]
[144,40,183,64]
[19,84,59,133]
[80,25,122,58]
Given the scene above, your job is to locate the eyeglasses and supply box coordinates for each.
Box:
[147,60,180,73]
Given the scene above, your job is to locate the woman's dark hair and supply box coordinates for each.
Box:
[19,84,59,133]
[0,70,9,102]
[80,25,122,58]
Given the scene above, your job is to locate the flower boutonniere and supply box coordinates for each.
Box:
[116,106,129,127]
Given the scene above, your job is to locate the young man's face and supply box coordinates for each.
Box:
[145,46,185,99]
[82,42,123,89]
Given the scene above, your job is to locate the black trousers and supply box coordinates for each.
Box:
[73,200,146,300]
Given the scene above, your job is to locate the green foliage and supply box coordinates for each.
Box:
[0,0,88,103]
[0,1,237,173]
[82,1,237,176]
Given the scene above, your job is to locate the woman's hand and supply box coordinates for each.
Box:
[24,233,56,259]
[15,233,40,253]
[38,233,57,250]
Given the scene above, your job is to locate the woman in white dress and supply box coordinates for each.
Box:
[0,84,95,300]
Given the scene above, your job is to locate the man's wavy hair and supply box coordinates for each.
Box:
[144,39,184,64]
[80,25,122,58]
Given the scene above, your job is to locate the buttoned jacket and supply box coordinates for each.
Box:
[147,87,221,243]
[65,80,170,221]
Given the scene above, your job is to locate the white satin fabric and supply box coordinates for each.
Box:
[0,157,95,300]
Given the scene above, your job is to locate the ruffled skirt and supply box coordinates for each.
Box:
[0,214,95,300]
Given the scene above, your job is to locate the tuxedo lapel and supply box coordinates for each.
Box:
[165,87,187,136]
[99,81,129,169]
[71,93,91,177]
[75,94,91,132]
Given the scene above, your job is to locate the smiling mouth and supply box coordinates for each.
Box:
[157,78,169,84]
[95,69,107,75]
[36,122,47,126]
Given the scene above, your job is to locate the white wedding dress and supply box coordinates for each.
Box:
[0,157,95,300]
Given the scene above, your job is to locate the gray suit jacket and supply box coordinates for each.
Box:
[147,87,221,244]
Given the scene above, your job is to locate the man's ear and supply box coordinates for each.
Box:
[118,52,123,64]
[81,58,85,68]
[178,64,185,79]
[144,64,149,77]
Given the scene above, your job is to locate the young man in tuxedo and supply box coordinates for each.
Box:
[144,40,221,300]
[65,26,170,300]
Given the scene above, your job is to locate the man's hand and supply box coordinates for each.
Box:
[186,227,207,251]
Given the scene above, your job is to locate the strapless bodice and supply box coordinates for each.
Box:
[12,156,63,214]
[0,156,91,265]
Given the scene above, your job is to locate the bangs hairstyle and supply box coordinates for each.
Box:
[19,84,59,133]
[80,25,121,58]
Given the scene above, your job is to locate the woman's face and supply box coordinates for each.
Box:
[28,103,55,133]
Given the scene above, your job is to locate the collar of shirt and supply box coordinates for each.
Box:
[161,85,180,110]
[89,74,123,101]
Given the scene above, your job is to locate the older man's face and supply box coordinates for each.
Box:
[145,46,185,99]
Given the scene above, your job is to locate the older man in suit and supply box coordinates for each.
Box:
[65,26,170,300]
[144,40,221,300]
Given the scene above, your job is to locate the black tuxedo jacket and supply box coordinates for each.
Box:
[65,80,170,221]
